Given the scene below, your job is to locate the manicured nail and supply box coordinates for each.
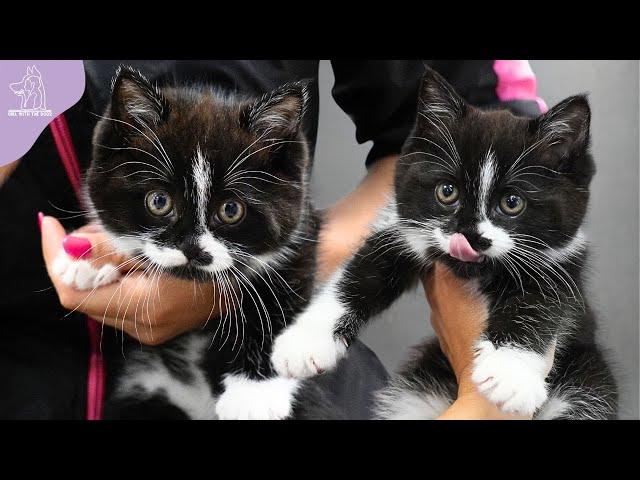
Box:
[37,212,44,232]
[62,235,92,259]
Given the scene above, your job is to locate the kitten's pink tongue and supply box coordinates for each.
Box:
[449,233,483,263]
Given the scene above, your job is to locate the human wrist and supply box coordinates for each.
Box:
[316,154,398,281]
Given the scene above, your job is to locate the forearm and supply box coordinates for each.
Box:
[316,154,397,281]
[426,263,530,420]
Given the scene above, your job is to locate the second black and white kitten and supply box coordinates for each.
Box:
[270,67,618,419]
[52,67,334,419]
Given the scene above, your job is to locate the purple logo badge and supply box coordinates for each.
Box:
[8,65,52,116]
[1,60,85,166]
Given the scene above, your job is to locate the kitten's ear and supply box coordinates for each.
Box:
[109,66,169,128]
[242,80,311,137]
[532,95,591,156]
[417,66,467,123]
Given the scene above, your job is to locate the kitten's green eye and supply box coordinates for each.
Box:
[218,199,245,224]
[435,182,459,205]
[145,190,173,217]
[499,194,526,216]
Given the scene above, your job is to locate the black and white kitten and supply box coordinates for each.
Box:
[270,67,618,419]
[52,66,333,419]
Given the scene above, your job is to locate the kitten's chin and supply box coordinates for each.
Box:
[440,254,490,278]
[162,264,217,283]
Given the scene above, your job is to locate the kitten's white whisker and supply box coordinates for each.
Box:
[224,140,304,179]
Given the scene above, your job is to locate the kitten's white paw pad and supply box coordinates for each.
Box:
[215,376,299,420]
[271,323,347,379]
[472,340,549,416]
[52,252,120,291]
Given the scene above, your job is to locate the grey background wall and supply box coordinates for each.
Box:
[311,60,639,419]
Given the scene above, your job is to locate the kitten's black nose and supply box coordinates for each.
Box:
[460,231,492,252]
[181,241,213,266]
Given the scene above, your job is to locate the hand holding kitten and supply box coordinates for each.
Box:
[424,262,529,419]
[40,215,223,345]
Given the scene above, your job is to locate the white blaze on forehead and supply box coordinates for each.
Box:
[477,149,497,218]
[192,144,212,227]
[472,149,515,259]
[198,232,234,273]
[144,243,188,267]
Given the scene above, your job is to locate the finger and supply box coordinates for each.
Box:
[74,223,103,234]
[90,316,160,345]
[41,215,68,271]
[68,271,159,319]
[91,314,151,339]
[58,270,212,320]
[63,230,133,272]
[41,215,134,274]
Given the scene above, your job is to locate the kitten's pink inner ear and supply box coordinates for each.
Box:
[449,233,482,263]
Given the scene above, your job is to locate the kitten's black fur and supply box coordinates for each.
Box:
[279,67,617,419]
[86,67,336,419]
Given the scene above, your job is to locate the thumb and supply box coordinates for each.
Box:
[41,214,67,268]
[64,229,134,272]
[41,215,133,273]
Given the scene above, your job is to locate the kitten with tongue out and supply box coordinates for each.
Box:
[271,66,617,420]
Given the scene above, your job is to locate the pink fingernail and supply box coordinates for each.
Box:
[37,212,44,232]
[63,235,92,259]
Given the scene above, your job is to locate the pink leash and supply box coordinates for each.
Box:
[49,114,105,421]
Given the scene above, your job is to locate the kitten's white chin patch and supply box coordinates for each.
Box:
[143,243,188,267]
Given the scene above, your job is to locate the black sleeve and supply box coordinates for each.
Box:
[330,60,424,167]
[425,60,546,117]
[330,60,546,167]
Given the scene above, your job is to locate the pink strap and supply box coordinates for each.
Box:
[49,114,105,421]
[493,60,548,113]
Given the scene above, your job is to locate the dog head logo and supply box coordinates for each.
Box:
[9,65,47,111]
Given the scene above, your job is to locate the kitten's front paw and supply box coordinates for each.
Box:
[271,323,347,379]
[215,376,299,420]
[472,340,549,417]
[52,252,120,291]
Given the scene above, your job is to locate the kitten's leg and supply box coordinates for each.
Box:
[374,340,456,420]
[472,339,554,416]
[470,296,567,417]
[536,343,618,420]
[215,373,301,420]
[52,252,120,290]
[271,226,422,379]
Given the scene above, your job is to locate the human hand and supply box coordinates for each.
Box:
[40,214,221,345]
[316,155,397,282]
[423,262,528,419]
